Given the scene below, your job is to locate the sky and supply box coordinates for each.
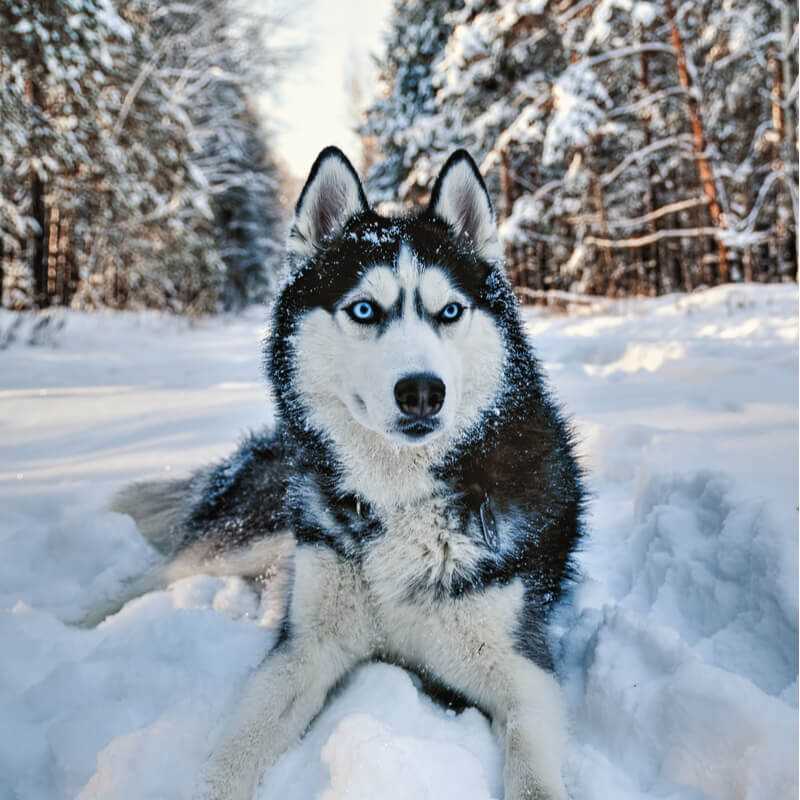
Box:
[266,0,393,179]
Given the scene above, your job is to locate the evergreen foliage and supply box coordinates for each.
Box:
[0,0,288,312]
[362,0,798,296]
[361,0,462,206]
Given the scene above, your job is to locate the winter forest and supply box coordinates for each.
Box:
[361,0,799,297]
[1,0,291,313]
[2,0,798,312]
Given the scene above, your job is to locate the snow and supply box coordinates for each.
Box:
[1,283,797,799]
[543,65,613,166]
[631,2,657,26]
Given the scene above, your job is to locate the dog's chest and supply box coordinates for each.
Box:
[360,495,484,603]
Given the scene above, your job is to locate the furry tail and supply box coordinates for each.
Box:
[79,473,294,628]
[110,478,195,556]
[74,478,196,627]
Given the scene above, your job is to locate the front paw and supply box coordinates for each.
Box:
[504,760,568,800]
[505,780,568,800]
[195,754,258,800]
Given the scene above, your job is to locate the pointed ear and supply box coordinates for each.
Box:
[288,146,369,257]
[428,150,502,262]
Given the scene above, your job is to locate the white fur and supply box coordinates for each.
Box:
[361,493,486,603]
[201,544,567,800]
[395,240,421,287]
[78,530,296,629]
[292,244,505,509]
[418,268,457,313]
[430,159,503,263]
[355,264,400,308]
[379,579,567,800]
[110,479,194,554]
[200,548,375,800]
[165,533,295,583]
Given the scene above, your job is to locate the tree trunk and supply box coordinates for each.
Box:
[57,211,71,305]
[499,149,513,221]
[743,246,754,282]
[31,174,48,308]
[663,0,729,282]
[769,46,785,146]
[782,1,797,163]
[27,77,49,308]
[0,232,4,308]
[589,142,614,295]
[779,3,798,275]
[639,39,661,295]
[48,206,60,301]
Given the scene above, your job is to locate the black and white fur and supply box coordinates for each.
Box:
[111,147,585,800]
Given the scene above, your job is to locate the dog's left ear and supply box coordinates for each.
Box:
[288,146,369,257]
[428,150,502,262]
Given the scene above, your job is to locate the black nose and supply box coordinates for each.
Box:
[394,373,446,419]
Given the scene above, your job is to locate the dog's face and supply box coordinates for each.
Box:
[273,148,506,452]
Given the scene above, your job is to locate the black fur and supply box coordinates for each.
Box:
[166,148,584,673]
[180,430,289,553]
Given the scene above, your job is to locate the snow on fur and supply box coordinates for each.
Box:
[0,283,797,799]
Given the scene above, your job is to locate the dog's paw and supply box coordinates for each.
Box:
[194,758,258,800]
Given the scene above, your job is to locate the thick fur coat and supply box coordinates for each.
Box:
[112,147,584,800]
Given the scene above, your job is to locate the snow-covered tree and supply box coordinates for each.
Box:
[0,0,133,307]
[432,1,573,288]
[359,0,798,297]
[143,0,289,309]
[688,0,798,279]
[361,0,461,206]
[1,0,289,313]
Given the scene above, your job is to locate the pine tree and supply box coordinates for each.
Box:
[142,0,288,309]
[433,1,570,289]
[361,0,460,206]
[689,0,798,280]
[0,0,133,307]
[1,0,289,313]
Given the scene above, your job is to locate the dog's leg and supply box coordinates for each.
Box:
[448,649,567,800]
[494,658,568,800]
[401,582,568,800]
[201,641,348,800]
[198,546,374,800]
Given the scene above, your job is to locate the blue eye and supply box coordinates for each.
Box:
[438,302,464,323]
[347,300,379,323]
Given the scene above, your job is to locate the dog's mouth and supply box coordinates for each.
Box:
[395,417,441,442]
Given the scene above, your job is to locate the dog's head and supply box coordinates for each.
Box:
[270,147,509,456]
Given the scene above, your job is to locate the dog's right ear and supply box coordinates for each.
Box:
[288,147,369,257]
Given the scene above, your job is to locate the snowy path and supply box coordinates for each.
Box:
[1,284,797,800]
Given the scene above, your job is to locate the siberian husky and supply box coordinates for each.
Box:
[111,147,585,799]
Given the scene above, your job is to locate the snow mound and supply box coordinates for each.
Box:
[561,471,797,800]
[320,714,493,800]
[261,664,501,800]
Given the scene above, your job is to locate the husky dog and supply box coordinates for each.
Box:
[112,147,584,799]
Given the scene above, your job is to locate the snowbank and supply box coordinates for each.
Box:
[1,285,797,799]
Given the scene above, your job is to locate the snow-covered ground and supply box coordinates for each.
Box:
[1,283,797,800]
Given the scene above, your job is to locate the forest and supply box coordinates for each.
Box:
[1,0,290,313]
[2,0,798,312]
[361,0,798,298]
